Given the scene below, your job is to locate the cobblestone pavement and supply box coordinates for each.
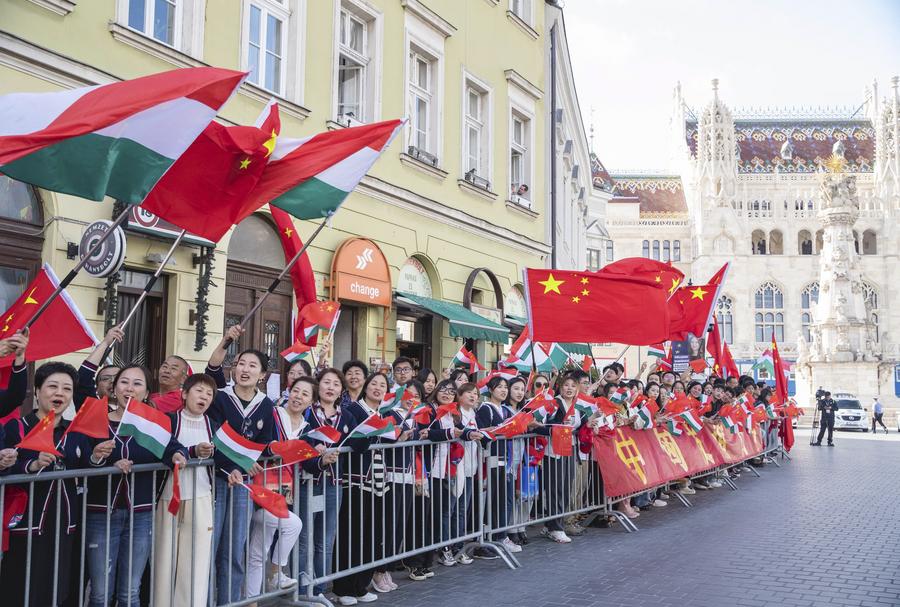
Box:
[359,431,900,607]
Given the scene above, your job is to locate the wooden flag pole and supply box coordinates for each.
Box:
[24,207,131,329]
[224,213,332,349]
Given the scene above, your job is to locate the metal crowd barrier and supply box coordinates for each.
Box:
[0,424,791,607]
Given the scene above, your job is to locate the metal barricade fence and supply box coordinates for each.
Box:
[0,424,790,607]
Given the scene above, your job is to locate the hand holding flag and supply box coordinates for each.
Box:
[16,409,61,457]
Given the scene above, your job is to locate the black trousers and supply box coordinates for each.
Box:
[872,413,887,431]
[2,528,74,607]
[816,415,834,444]
[332,485,378,598]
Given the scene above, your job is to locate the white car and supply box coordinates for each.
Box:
[832,394,869,432]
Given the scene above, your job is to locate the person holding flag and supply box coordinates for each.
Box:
[152,373,219,607]
[453,383,485,560]
[504,376,533,548]
[71,326,123,410]
[0,330,29,417]
[0,362,102,607]
[205,325,278,604]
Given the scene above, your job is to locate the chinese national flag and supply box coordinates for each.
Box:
[245,482,290,519]
[270,206,318,339]
[771,334,790,407]
[667,263,729,341]
[550,425,574,456]
[598,258,685,297]
[434,402,459,421]
[0,265,97,368]
[494,413,530,438]
[689,358,708,373]
[595,396,620,417]
[16,409,61,456]
[270,439,319,466]
[296,300,341,347]
[525,269,670,345]
[721,340,739,379]
[706,316,724,378]
[139,102,281,242]
[65,396,110,439]
[168,463,181,516]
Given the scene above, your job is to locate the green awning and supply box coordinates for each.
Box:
[506,315,528,327]
[560,342,592,356]
[396,292,510,343]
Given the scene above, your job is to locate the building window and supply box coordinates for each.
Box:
[337,9,367,121]
[801,282,819,342]
[751,229,767,255]
[245,1,289,95]
[587,248,601,272]
[862,229,877,255]
[463,77,491,182]
[642,240,649,257]
[662,240,670,262]
[127,0,177,46]
[605,240,614,263]
[754,281,784,342]
[509,110,531,201]
[673,240,681,261]
[716,295,733,344]
[407,46,439,158]
[863,281,879,341]
[798,230,813,255]
[510,0,532,22]
[652,240,660,260]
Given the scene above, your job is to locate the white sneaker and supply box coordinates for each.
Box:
[338,597,359,606]
[357,592,378,603]
[694,482,709,490]
[438,547,457,566]
[370,572,392,593]
[548,530,572,543]
[678,486,696,495]
[456,551,474,565]
[710,480,723,488]
[659,492,671,499]
[501,537,523,553]
[268,571,297,589]
[652,499,667,507]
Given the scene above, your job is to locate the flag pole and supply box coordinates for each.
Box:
[24,207,131,329]
[103,230,187,361]
[224,213,332,348]
[613,344,630,364]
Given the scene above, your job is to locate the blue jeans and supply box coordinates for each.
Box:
[212,476,251,605]
[297,478,341,596]
[450,478,473,549]
[633,491,653,508]
[85,509,153,607]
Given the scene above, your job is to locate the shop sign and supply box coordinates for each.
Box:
[504,287,528,319]
[470,303,503,325]
[331,238,392,307]
[397,257,433,298]
[126,205,214,247]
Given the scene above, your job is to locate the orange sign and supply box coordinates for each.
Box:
[330,238,392,307]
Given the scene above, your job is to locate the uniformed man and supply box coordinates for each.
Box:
[813,391,837,446]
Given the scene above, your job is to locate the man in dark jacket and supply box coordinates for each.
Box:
[813,391,837,446]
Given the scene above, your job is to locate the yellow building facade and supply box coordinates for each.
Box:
[0,0,550,382]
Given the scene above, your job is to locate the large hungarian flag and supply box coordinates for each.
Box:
[524,269,670,345]
[598,258,684,297]
[296,300,341,347]
[213,422,265,473]
[139,100,280,241]
[0,264,98,367]
[16,409,61,456]
[118,399,172,459]
[0,67,245,204]
[250,119,404,220]
[770,334,790,406]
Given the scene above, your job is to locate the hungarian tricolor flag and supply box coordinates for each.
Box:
[451,346,484,374]
[379,386,413,415]
[770,333,790,407]
[242,481,289,519]
[609,386,628,406]
[647,343,666,359]
[657,344,673,371]
[213,422,265,473]
[249,119,404,221]
[550,425,573,456]
[717,404,739,434]
[296,300,341,347]
[64,396,110,439]
[632,395,659,430]
[525,268,670,345]
[0,67,245,205]
[119,399,172,459]
[499,327,551,372]
[753,349,775,376]
[270,439,319,465]
[476,369,519,394]
[0,264,98,368]
[665,418,684,436]
[16,409,61,456]
[573,393,599,418]
[280,341,312,363]
[303,425,341,445]
[168,463,181,516]
[271,205,317,339]
[349,414,396,439]
[598,258,685,298]
[139,99,280,241]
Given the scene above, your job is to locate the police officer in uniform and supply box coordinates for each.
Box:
[813,391,837,446]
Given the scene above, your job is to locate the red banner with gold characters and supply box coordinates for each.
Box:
[592,422,765,498]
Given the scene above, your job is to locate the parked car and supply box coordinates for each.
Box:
[832,393,869,432]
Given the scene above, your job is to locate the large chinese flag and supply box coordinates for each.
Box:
[270,206,317,343]
[0,264,97,367]
[598,258,684,297]
[668,263,729,341]
[721,340,740,379]
[706,315,725,378]
[771,334,789,406]
[524,269,669,345]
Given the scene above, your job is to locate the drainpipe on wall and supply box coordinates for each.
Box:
[549,21,558,269]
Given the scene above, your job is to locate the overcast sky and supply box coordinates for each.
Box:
[564,0,900,171]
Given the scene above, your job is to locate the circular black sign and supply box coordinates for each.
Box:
[79,220,126,277]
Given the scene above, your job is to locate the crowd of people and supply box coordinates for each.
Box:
[0,326,783,607]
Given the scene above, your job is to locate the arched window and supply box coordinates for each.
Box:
[652,240,660,260]
[642,240,650,257]
[800,282,819,342]
[815,229,823,254]
[852,230,860,254]
[673,240,681,261]
[716,295,734,344]
[751,229,767,255]
[862,230,877,255]
[862,281,879,341]
[662,240,670,262]
[754,281,784,342]
[798,230,813,255]
[768,229,783,254]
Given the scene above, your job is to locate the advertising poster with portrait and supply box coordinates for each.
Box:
[671,332,706,373]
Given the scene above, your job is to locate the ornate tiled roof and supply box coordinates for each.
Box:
[685,119,875,173]
[609,175,687,213]
[590,153,615,192]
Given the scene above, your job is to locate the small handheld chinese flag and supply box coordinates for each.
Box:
[168,463,181,516]
[17,409,61,456]
[65,396,110,439]
[244,483,289,519]
[434,402,459,421]
[270,439,319,466]
[550,425,573,457]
